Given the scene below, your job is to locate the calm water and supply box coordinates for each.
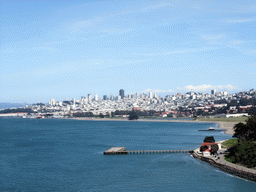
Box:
[0,118,255,191]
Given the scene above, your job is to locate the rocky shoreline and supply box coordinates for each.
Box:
[192,151,256,182]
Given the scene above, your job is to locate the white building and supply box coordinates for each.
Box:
[94,94,99,101]
[149,92,153,99]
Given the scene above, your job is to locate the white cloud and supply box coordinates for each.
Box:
[143,89,175,93]
[224,18,253,23]
[201,34,225,44]
[132,47,217,57]
[230,40,245,45]
[177,84,239,92]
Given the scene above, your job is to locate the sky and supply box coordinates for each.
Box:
[1,0,256,103]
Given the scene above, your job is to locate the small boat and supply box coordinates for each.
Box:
[198,127,223,131]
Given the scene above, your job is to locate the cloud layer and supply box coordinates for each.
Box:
[143,84,239,94]
[177,84,239,92]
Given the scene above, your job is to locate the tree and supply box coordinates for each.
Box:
[128,111,139,120]
[203,136,215,143]
[200,145,208,152]
[225,142,256,168]
[210,144,219,155]
[99,113,104,118]
[233,115,256,142]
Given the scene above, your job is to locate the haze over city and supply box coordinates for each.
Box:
[1,0,255,103]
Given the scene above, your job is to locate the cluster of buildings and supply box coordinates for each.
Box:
[21,88,256,118]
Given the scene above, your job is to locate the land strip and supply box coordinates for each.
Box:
[75,117,238,135]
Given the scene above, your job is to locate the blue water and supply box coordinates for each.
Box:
[0,118,255,191]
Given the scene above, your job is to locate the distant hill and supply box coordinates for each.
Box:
[0,103,27,110]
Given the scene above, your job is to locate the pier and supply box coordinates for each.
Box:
[104,147,193,155]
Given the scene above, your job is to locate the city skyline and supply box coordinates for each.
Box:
[49,88,244,103]
[1,1,256,103]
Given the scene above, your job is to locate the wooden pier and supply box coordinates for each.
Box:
[104,147,193,155]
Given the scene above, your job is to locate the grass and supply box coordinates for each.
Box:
[197,116,247,122]
[221,138,238,148]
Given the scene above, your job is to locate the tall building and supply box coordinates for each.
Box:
[94,93,99,101]
[119,89,124,99]
[149,92,153,99]
[88,94,92,102]
[49,99,56,106]
[211,90,216,95]
[103,95,108,100]
[110,94,114,100]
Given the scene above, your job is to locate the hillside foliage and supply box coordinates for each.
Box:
[225,115,256,168]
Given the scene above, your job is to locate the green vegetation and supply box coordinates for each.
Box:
[221,138,238,148]
[128,111,139,120]
[200,145,208,152]
[225,142,256,168]
[197,116,247,122]
[224,115,256,168]
[204,136,215,143]
[99,113,104,118]
[210,144,219,155]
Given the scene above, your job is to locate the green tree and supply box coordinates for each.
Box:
[225,142,256,168]
[210,144,219,155]
[99,113,104,118]
[233,115,256,142]
[203,136,215,143]
[128,111,139,120]
[200,145,208,152]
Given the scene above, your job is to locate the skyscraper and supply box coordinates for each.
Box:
[88,94,92,102]
[103,95,108,100]
[119,89,124,99]
[149,92,153,99]
[94,93,99,101]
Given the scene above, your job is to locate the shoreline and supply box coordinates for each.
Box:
[74,117,256,181]
[74,117,236,135]
[192,147,256,182]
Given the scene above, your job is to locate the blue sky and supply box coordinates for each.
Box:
[1,0,256,103]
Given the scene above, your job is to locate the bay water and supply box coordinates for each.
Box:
[0,118,255,191]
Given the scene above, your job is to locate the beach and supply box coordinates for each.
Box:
[75,117,237,135]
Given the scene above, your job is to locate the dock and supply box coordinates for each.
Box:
[104,147,193,155]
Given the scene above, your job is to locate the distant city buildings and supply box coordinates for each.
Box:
[103,95,108,100]
[119,89,124,99]
[8,88,254,119]
[149,92,153,99]
[88,94,92,102]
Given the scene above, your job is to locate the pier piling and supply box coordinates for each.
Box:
[104,148,193,155]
